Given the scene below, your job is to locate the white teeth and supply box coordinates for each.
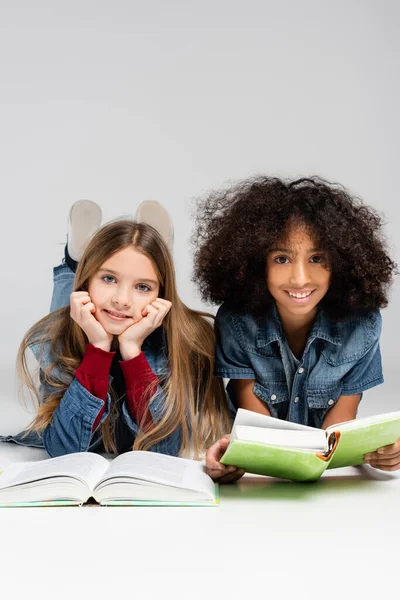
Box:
[288,291,312,299]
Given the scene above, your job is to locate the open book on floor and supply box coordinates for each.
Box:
[221,408,400,482]
[0,451,218,507]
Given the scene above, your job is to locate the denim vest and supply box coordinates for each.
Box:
[214,303,383,428]
[1,330,182,457]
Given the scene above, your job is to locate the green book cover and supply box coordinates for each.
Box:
[221,409,400,482]
[221,439,333,482]
[327,416,400,469]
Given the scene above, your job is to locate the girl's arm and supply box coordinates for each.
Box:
[236,384,362,428]
[119,352,157,428]
[74,344,115,431]
[320,394,361,429]
[36,346,114,458]
[234,379,271,416]
[40,374,111,457]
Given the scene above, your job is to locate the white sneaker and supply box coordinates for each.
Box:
[135,200,174,254]
[67,200,102,261]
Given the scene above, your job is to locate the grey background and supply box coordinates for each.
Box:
[0,0,399,432]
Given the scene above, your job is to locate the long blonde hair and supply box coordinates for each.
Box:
[17,220,230,456]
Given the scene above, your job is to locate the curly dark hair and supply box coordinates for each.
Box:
[192,176,397,318]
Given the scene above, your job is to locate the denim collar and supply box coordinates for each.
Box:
[256,303,341,349]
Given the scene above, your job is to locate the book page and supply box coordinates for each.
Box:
[234,425,327,451]
[234,408,317,431]
[0,452,109,492]
[95,451,215,498]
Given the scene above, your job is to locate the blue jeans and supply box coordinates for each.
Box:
[49,263,75,312]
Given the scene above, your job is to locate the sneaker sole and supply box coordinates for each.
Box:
[68,200,102,261]
[135,200,174,253]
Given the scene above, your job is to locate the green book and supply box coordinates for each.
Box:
[221,408,400,482]
[0,451,218,507]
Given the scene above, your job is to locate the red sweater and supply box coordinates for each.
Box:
[74,344,158,431]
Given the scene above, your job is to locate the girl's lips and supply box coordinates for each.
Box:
[104,309,131,321]
[284,290,316,304]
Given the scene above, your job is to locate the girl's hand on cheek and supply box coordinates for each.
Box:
[118,298,172,361]
[364,437,400,471]
[70,291,113,352]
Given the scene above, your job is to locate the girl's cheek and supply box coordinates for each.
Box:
[93,307,102,321]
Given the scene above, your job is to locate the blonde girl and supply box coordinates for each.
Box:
[4,217,230,457]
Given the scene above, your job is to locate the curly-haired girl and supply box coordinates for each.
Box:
[192,176,399,481]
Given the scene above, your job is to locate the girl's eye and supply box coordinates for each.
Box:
[274,256,290,265]
[137,284,151,293]
[310,255,325,264]
[102,275,116,283]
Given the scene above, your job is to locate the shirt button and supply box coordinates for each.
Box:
[328,399,334,406]
[294,397,299,403]
[298,367,304,374]
[271,394,277,400]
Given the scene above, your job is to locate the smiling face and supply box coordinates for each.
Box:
[88,245,160,335]
[266,225,331,324]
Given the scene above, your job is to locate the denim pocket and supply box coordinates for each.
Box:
[253,382,289,418]
[306,383,342,411]
[306,384,342,428]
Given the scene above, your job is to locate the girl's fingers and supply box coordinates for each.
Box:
[151,300,171,314]
[146,302,170,324]
[70,293,92,310]
[206,464,245,483]
[153,298,172,311]
[70,291,91,301]
[134,300,172,335]
[71,300,97,326]
[206,464,237,479]
[141,304,154,316]
[377,451,400,460]
[207,435,231,464]
[138,305,158,327]
[205,436,233,480]
[151,301,170,324]
[369,463,400,472]
[145,304,158,317]
[369,457,400,469]
[81,302,96,315]
[218,469,246,484]
[377,443,400,456]
[142,299,171,315]
[366,450,400,461]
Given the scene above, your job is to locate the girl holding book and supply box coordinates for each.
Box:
[3,201,230,457]
[192,176,400,481]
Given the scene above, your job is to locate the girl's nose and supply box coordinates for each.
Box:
[112,288,131,308]
[289,261,311,286]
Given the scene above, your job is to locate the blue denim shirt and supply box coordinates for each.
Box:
[215,303,383,428]
[1,331,182,457]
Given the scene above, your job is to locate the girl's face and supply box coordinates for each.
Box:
[88,246,160,335]
[266,226,331,321]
